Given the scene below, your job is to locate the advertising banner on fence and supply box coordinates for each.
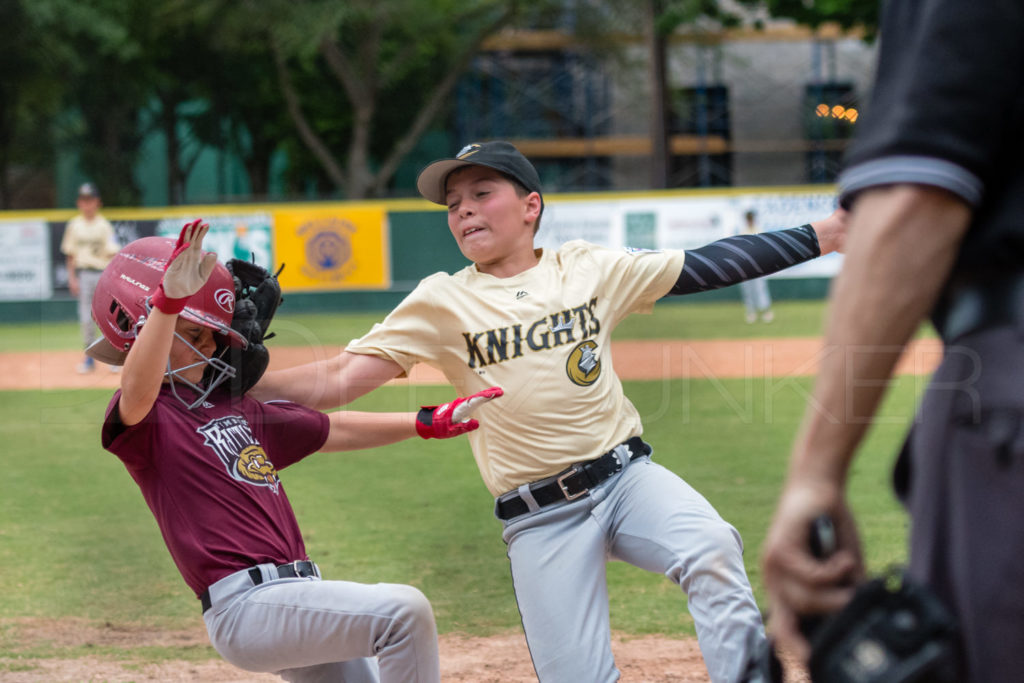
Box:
[272,205,390,291]
[48,219,159,295]
[539,189,840,278]
[0,220,52,301]
[155,213,273,269]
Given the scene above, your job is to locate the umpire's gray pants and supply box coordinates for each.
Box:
[501,453,764,683]
[905,325,1024,682]
[76,268,102,348]
[202,563,440,682]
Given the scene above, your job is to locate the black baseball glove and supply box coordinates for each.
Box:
[225,258,284,396]
[806,568,960,683]
[739,516,960,683]
[739,569,960,683]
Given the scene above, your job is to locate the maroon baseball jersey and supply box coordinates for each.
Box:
[102,385,330,596]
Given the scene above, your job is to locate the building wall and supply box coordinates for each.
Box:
[462,25,877,193]
[605,34,876,188]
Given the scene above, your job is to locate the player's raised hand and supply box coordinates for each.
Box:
[162,220,217,298]
[810,206,849,256]
[416,386,504,439]
[152,220,218,314]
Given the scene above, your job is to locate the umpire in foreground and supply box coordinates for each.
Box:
[760,2,1024,681]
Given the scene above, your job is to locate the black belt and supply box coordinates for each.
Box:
[200,560,319,613]
[933,272,1024,343]
[495,437,650,521]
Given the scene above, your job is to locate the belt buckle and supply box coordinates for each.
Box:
[278,561,304,578]
[556,465,588,501]
[611,446,625,472]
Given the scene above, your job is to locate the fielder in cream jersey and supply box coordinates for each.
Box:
[348,240,683,496]
[254,141,847,683]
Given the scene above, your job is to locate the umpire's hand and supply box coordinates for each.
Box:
[760,482,862,662]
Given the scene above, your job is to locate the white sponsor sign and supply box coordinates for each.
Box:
[0,220,52,300]
[536,202,619,251]
[538,190,841,278]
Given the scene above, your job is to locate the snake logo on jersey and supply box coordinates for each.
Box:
[197,415,282,494]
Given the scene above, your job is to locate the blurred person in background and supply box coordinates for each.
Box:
[61,182,120,373]
[737,210,774,324]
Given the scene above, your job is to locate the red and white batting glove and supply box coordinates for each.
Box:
[416,386,504,439]
[150,219,218,314]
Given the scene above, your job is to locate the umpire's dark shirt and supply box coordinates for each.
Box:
[838,0,1024,280]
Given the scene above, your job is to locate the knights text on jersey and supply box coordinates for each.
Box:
[346,241,686,495]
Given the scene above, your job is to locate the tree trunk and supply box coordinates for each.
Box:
[319,35,378,199]
[159,94,186,205]
[647,0,671,189]
[272,40,349,192]
[0,86,12,209]
[88,102,141,207]
[372,6,516,197]
[345,103,376,199]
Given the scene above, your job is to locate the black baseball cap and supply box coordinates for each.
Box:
[416,141,543,205]
[78,182,99,198]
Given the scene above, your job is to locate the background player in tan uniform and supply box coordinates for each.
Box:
[253,142,846,682]
[738,210,775,324]
[61,182,119,373]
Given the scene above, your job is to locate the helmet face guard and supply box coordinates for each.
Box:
[88,236,247,409]
[144,297,240,410]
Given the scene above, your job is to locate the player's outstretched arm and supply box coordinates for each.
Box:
[665,206,848,297]
[320,386,503,452]
[119,220,216,426]
[250,350,404,411]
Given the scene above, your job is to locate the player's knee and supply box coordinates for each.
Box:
[206,623,272,673]
[707,519,744,555]
[387,583,436,628]
[672,521,746,586]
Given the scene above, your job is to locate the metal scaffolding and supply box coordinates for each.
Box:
[451,25,875,192]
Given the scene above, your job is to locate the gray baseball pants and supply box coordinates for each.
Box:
[202,563,440,682]
[500,453,764,683]
[76,268,102,348]
[739,278,772,318]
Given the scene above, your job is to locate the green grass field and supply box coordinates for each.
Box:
[0,300,924,669]
[2,299,843,353]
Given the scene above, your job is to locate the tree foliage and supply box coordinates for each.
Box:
[1,0,880,208]
[735,0,880,37]
[0,1,59,208]
[252,0,534,198]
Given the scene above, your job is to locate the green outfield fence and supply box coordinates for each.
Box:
[0,186,837,323]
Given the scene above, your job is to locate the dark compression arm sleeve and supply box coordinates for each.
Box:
[667,224,820,296]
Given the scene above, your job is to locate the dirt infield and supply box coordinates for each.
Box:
[1,337,939,681]
[0,619,723,682]
[0,336,942,391]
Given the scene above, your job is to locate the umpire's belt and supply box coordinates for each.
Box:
[932,271,1024,343]
[200,560,320,613]
[494,436,650,521]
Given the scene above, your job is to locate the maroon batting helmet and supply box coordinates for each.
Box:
[87,236,246,407]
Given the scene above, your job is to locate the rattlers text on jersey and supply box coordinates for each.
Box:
[346,240,686,496]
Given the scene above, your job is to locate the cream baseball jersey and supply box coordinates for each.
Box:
[346,240,686,496]
[61,214,118,270]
